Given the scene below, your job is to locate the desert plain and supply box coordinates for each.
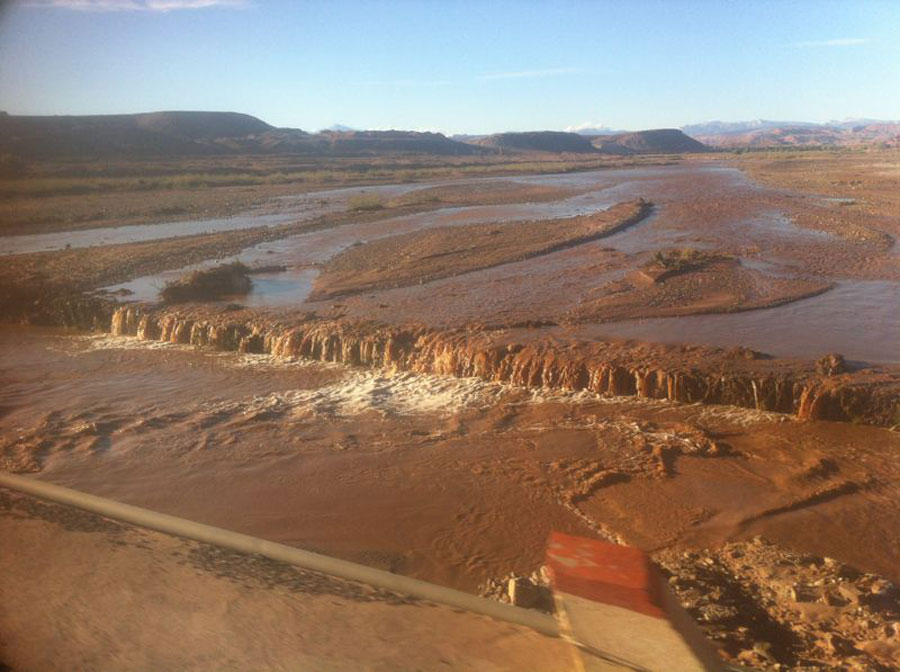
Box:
[1,145,899,671]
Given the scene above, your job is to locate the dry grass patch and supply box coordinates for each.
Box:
[160,262,252,303]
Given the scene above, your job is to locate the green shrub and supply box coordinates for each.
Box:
[347,193,386,211]
[160,262,252,303]
[651,248,712,271]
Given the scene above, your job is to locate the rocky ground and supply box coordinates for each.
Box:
[481,537,900,672]
[657,538,900,671]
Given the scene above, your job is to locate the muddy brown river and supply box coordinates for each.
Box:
[40,163,888,363]
[2,326,898,593]
[2,160,899,593]
[0,183,426,256]
[594,280,900,364]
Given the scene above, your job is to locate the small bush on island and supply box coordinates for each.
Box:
[347,193,386,211]
[389,188,443,207]
[160,262,252,303]
[650,248,718,272]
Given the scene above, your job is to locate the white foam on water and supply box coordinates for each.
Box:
[72,335,332,370]
[219,352,338,371]
[79,335,192,352]
[206,370,510,418]
[67,335,793,425]
[206,373,692,421]
[525,387,669,406]
[687,402,789,427]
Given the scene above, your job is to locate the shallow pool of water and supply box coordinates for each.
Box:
[0,183,426,256]
[1,164,736,257]
[0,213,295,256]
[23,161,895,363]
[592,281,900,364]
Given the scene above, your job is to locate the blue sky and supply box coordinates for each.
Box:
[1,0,898,134]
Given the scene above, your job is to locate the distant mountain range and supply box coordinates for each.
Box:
[472,131,599,153]
[682,119,900,148]
[470,129,707,155]
[289,115,897,152]
[2,111,897,161]
[0,112,483,159]
[0,112,711,160]
[682,120,820,135]
[595,129,708,154]
[321,123,356,132]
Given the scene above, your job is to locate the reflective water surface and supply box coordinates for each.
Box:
[4,163,896,362]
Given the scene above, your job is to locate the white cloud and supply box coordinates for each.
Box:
[478,67,582,81]
[565,120,606,132]
[368,126,443,133]
[23,0,248,11]
[792,38,868,47]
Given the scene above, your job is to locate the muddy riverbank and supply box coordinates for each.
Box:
[3,154,898,672]
[2,326,898,591]
[3,162,896,364]
[4,301,880,427]
[2,161,897,428]
[311,199,651,300]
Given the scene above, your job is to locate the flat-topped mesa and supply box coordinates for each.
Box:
[108,306,899,426]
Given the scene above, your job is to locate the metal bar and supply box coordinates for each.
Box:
[0,471,560,638]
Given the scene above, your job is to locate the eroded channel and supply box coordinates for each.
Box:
[5,162,898,363]
[2,326,898,592]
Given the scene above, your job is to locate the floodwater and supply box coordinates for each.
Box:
[99,166,688,303]
[0,183,423,256]
[3,163,900,663]
[102,165,753,296]
[2,326,899,589]
[2,164,708,258]
[0,213,294,256]
[591,281,900,364]
[5,162,898,362]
